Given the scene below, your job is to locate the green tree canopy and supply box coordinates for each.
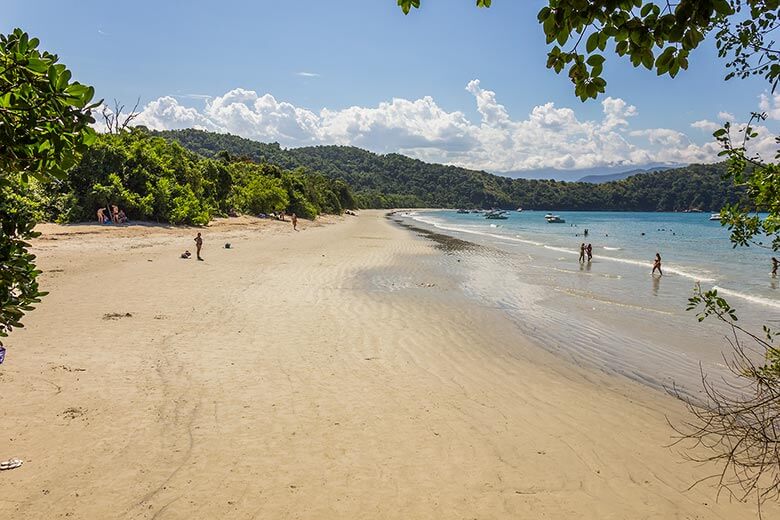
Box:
[397,1,779,100]
[1,29,99,349]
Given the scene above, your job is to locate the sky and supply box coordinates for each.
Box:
[4,0,779,179]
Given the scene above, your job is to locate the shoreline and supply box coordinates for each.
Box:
[1,210,775,518]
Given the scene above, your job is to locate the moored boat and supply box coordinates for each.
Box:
[485,210,509,220]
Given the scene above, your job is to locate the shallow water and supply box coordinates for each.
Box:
[395,210,780,399]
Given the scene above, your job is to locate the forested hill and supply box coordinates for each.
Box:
[154,129,742,212]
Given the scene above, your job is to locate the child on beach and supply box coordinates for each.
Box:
[772,257,779,276]
[194,232,203,261]
[652,253,663,275]
[579,243,585,263]
[291,213,298,231]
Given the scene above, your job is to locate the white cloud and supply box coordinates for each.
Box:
[759,92,780,120]
[124,80,737,172]
[691,119,720,132]
[602,96,637,130]
[296,72,320,77]
[718,111,735,121]
[133,96,216,131]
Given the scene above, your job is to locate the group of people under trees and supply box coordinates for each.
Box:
[96,204,128,224]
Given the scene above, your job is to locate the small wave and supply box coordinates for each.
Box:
[599,255,716,282]
[408,212,715,282]
[712,286,780,310]
[544,245,578,256]
[603,246,622,251]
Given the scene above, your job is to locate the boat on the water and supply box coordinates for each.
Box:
[709,213,722,221]
[456,208,469,214]
[485,210,509,220]
[516,207,523,212]
[545,213,566,224]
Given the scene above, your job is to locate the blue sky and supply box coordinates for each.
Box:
[5,0,778,178]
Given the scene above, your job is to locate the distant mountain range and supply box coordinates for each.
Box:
[498,164,681,182]
[153,129,740,211]
[578,166,674,183]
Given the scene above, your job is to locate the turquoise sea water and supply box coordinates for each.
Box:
[398,210,780,396]
[412,210,780,309]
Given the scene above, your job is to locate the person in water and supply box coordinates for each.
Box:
[291,212,298,231]
[194,232,203,261]
[579,243,586,263]
[586,243,593,262]
[652,252,663,275]
[772,257,779,276]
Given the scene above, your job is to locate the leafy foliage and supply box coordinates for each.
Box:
[1,29,98,348]
[0,29,99,181]
[156,129,742,211]
[41,129,356,226]
[397,1,779,100]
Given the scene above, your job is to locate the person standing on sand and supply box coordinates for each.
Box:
[652,252,663,275]
[291,213,298,231]
[586,243,593,262]
[772,257,779,276]
[579,243,586,263]
[194,232,204,261]
[97,207,106,223]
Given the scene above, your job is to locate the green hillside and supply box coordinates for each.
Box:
[154,129,743,212]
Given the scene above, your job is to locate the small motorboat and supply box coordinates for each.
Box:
[709,213,722,221]
[485,210,508,220]
[456,208,469,214]
[545,214,566,224]
[516,207,523,212]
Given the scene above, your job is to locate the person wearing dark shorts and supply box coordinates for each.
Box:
[195,232,204,261]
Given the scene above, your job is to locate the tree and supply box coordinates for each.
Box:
[0,28,98,352]
[396,0,780,508]
[397,1,779,101]
[101,97,141,134]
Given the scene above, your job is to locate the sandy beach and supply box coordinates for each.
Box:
[0,210,774,519]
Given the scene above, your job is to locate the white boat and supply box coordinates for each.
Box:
[709,213,722,221]
[485,210,508,220]
[516,207,523,212]
[545,214,566,224]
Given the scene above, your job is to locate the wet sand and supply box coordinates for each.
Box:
[0,211,774,519]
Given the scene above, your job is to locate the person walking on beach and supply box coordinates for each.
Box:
[579,243,586,263]
[586,243,593,262]
[772,257,779,276]
[652,252,663,275]
[291,212,298,231]
[194,232,204,261]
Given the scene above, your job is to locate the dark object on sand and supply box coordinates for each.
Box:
[181,250,192,259]
[225,243,231,249]
[0,346,5,364]
[0,458,23,470]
